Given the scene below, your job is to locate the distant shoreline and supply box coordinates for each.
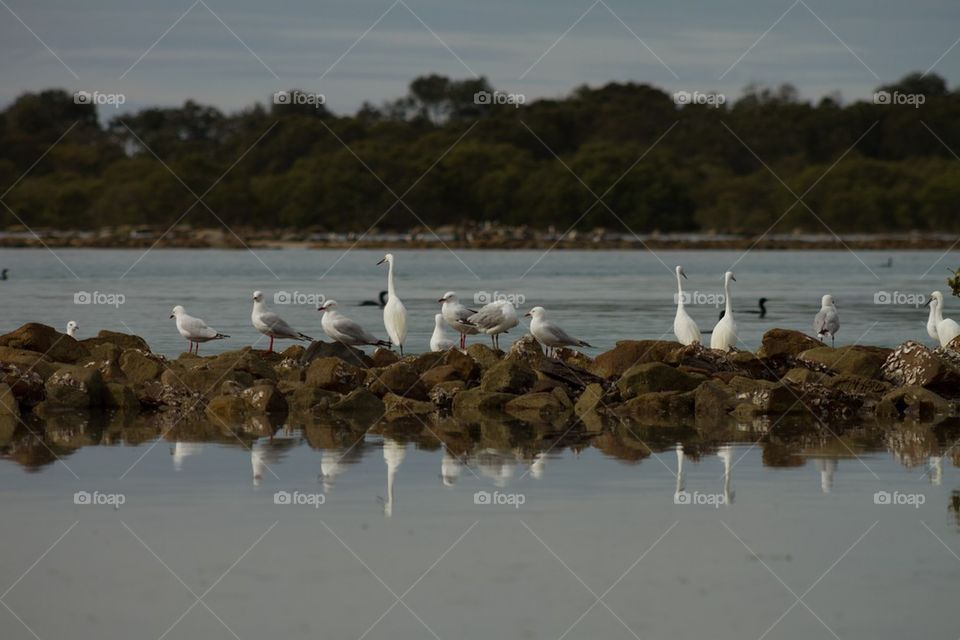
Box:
[0,228,957,251]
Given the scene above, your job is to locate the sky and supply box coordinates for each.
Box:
[2,0,959,116]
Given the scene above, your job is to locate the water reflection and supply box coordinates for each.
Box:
[382,438,407,517]
[815,458,837,493]
[170,441,202,471]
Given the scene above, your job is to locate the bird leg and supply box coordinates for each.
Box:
[196,342,200,355]
[268,336,274,353]
[460,333,466,350]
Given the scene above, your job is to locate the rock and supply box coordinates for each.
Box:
[728,376,799,414]
[467,344,502,370]
[674,343,749,377]
[44,365,105,407]
[876,386,949,421]
[383,393,435,420]
[757,328,822,358]
[781,367,828,386]
[305,357,364,393]
[119,349,165,383]
[589,340,684,378]
[618,390,695,423]
[617,362,703,399]
[103,382,140,411]
[452,388,515,419]
[369,362,427,399]
[408,351,444,373]
[421,350,479,388]
[221,380,244,396]
[280,344,305,361]
[0,362,44,407]
[0,322,89,363]
[176,368,255,397]
[82,330,150,352]
[822,374,892,396]
[505,391,572,424]
[950,335,960,352]
[421,365,466,389]
[204,348,277,381]
[506,335,544,368]
[481,360,536,394]
[241,384,288,413]
[429,381,465,408]
[555,349,593,371]
[694,379,736,421]
[287,385,339,413]
[880,341,960,397]
[0,382,20,421]
[0,346,59,379]
[574,383,607,417]
[330,389,384,417]
[206,395,248,423]
[301,340,372,368]
[273,359,303,384]
[87,342,122,365]
[372,348,400,368]
[798,346,890,379]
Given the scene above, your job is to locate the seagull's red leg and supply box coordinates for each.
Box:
[268,336,274,353]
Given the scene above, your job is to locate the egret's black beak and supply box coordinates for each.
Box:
[926,298,933,307]
[731,275,737,282]
[437,297,445,303]
[681,272,687,279]
[169,314,174,319]
[377,258,386,265]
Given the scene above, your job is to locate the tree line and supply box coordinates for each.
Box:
[1,72,959,233]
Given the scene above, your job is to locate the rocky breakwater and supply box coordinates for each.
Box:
[0,322,958,449]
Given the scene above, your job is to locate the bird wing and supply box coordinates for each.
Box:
[386,298,407,343]
[332,314,380,344]
[469,303,506,331]
[181,314,218,339]
[544,321,580,346]
[259,311,299,338]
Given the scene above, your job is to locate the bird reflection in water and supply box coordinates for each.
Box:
[674,444,685,502]
[815,458,837,493]
[320,449,345,493]
[440,448,463,487]
[250,434,297,486]
[717,445,735,505]
[381,438,407,516]
[170,442,202,471]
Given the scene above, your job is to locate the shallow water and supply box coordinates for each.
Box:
[1,247,959,639]
[0,247,956,354]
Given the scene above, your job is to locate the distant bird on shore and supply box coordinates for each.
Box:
[318,300,390,348]
[378,254,408,355]
[814,295,840,346]
[251,291,312,353]
[469,299,519,350]
[673,265,700,345]
[171,305,229,354]
[439,291,478,349]
[358,291,388,308]
[928,291,960,347]
[65,321,79,338]
[710,272,738,351]
[430,313,455,352]
[526,306,592,357]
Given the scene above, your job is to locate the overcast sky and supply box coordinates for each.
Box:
[2,0,959,115]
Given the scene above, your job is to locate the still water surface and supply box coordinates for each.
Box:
[0,247,959,639]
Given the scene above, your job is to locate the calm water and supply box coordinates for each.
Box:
[1,247,959,639]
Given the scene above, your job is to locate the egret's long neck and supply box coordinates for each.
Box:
[933,301,944,323]
[386,261,397,298]
[724,278,733,315]
[676,271,684,306]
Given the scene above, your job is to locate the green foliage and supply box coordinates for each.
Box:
[2,75,960,233]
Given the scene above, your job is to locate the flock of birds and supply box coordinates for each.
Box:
[56,255,960,355]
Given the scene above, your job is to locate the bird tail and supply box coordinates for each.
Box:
[579,340,593,348]
[215,333,230,339]
[376,340,392,347]
[298,333,314,342]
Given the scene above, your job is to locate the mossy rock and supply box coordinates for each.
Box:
[0,322,90,364]
[480,360,536,394]
[617,362,703,399]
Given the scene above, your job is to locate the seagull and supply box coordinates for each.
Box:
[358,291,388,308]
[430,313,455,352]
[438,291,478,349]
[65,320,79,338]
[928,291,960,348]
[378,254,408,356]
[673,265,701,345]
[710,271,738,352]
[318,300,390,348]
[468,299,519,350]
[170,305,229,354]
[251,291,312,353]
[525,306,592,357]
[814,294,840,347]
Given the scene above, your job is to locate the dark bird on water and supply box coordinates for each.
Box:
[358,291,388,308]
[718,297,767,321]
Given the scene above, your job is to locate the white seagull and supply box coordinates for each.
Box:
[318,299,390,348]
[813,294,840,346]
[430,313,455,352]
[65,320,79,338]
[928,291,960,348]
[170,305,229,354]
[251,291,313,353]
[438,291,478,349]
[468,299,519,350]
[673,265,701,345]
[525,306,592,357]
[378,253,408,355]
[710,271,738,352]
